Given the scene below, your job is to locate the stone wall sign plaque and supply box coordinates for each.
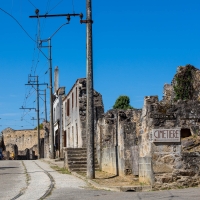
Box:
[151,129,180,142]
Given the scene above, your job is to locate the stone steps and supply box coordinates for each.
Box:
[68,160,99,164]
[65,148,99,172]
[68,164,99,168]
[67,154,87,157]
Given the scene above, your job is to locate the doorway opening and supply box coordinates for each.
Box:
[181,128,191,138]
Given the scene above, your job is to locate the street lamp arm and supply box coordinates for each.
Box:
[49,22,69,39]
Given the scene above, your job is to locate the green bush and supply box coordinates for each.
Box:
[173,64,195,101]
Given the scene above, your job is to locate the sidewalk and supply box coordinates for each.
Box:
[42,158,152,192]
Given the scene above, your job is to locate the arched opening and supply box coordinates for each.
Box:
[181,128,191,138]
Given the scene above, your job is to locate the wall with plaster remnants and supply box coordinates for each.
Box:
[97,109,141,176]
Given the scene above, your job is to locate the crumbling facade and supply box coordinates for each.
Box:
[96,109,141,176]
[53,87,65,158]
[63,78,104,149]
[0,134,5,152]
[1,122,49,159]
[95,65,200,189]
[139,65,200,189]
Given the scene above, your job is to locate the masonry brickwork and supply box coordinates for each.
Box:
[139,65,200,189]
[96,109,141,176]
[1,121,50,159]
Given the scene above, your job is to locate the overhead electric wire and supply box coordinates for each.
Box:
[45,0,51,15]
[72,0,75,13]
[48,0,64,14]
[4,1,47,127]
[28,0,37,9]
[0,7,36,43]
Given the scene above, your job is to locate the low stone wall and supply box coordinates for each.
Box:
[3,144,18,160]
[154,151,200,189]
[100,146,117,174]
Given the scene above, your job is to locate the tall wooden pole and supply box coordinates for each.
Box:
[36,76,40,159]
[86,0,95,179]
[49,38,54,159]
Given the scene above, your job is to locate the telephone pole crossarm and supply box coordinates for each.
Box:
[29,13,81,18]
[25,83,48,86]
[20,107,36,111]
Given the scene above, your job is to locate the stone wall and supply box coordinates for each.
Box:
[139,65,200,188]
[0,134,5,151]
[139,94,200,187]
[78,79,104,147]
[97,109,141,176]
[2,128,45,151]
[1,122,50,158]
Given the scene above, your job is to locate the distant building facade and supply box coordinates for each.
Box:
[1,123,49,159]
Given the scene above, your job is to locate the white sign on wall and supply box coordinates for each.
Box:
[151,129,181,142]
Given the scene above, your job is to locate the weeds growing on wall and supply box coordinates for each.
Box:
[173,64,196,101]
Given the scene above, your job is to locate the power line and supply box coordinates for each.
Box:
[48,0,65,14]
[72,0,75,13]
[46,0,51,14]
[28,0,37,9]
[0,7,36,43]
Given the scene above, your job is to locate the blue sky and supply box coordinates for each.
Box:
[0,0,200,132]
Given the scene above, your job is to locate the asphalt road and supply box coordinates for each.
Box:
[0,160,26,200]
[0,160,200,200]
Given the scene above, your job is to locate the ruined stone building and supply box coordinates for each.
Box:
[62,78,104,149]
[95,65,200,189]
[1,126,48,159]
[96,109,141,176]
[53,66,66,158]
[0,133,5,151]
[139,65,200,188]
[52,65,104,159]
[53,87,65,158]
[2,63,199,190]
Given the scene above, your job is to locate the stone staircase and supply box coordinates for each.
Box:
[64,148,99,172]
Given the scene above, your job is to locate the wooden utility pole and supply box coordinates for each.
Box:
[49,38,54,159]
[30,10,82,159]
[86,0,95,179]
[36,76,40,159]
[23,75,47,159]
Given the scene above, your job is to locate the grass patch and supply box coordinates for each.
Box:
[22,161,30,185]
[50,165,71,174]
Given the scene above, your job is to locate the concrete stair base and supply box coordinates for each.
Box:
[64,148,99,172]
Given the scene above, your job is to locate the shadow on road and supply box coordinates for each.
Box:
[0,167,18,170]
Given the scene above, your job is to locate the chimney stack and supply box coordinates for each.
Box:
[54,66,59,94]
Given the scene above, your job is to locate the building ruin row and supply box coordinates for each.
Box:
[2,65,200,189]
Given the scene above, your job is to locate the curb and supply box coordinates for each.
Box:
[71,172,152,192]
[43,159,152,192]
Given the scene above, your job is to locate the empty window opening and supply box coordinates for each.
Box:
[72,92,74,108]
[65,102,67,116]
[67,128,70,147]
[67,99,70,116]
[72,126,74,147]
[76,87,78,107]
[181,128,191,138]
[64,131,67,147]
[76,123,78,147]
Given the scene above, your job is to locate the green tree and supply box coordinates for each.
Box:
[113,95,133,109]
[34,123,43,130]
